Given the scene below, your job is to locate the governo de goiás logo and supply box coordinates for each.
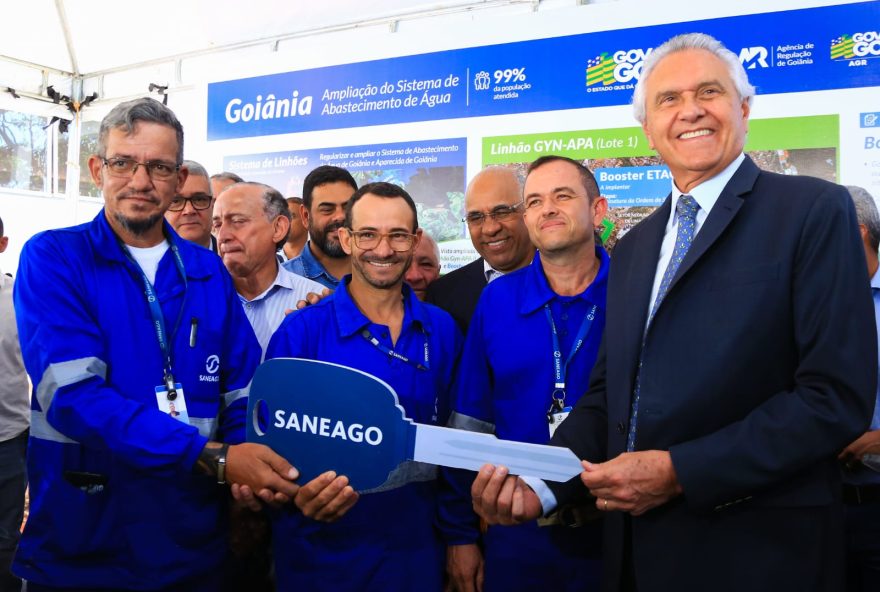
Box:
[205,355,220,375]
[831,32,880,64]
[586,48,653,91]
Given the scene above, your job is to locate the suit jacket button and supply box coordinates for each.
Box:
[616,422,626,434]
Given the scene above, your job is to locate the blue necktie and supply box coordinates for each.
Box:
[627,194,700,451]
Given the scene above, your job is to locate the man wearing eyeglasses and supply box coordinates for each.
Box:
[263,181,463,591]
[442,156,608,592]
[164,160,218,253]
[12,97,299,592]
[427,167,533,333]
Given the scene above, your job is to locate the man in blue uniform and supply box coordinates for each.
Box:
[443,156,608,592]
[266,181,463,591]
[13,97,299,592]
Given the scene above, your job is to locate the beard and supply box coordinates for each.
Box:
[310,220,347,258]
[114,211,164,237]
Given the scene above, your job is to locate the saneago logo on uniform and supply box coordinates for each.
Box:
[586,48,653,91]
[200,355,220,383]
[831,32,880,65]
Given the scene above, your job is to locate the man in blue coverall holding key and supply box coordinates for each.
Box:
[13,97,299,592]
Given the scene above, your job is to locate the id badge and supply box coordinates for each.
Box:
[155,383,191,425]
[548,406,572,438]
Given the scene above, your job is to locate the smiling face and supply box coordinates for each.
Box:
[304,181,355,259]
[523,160,607,257]
[340,193,420,291]
[88,122,186,243]
[465,168,533,272]
[641,48,750,193]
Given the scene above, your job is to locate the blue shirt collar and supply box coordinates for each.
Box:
[299,242,340,283]
[520,245,610,314]
[333,275,431,338]
[872,265,880,292]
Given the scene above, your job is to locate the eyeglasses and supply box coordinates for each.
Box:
[463,203,523,227]
[102,157,180,181]
[349,230,416,252]
[168,194,212,212]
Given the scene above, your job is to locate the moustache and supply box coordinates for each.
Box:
[118,192,160,204]
[324,222,344,234]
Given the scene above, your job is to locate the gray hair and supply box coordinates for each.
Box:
[211,171,244,184]
[847,185,880,253]
[632,33,756,124]
[237,182,291,249]
[182,160,210,180]
[98,97,184,164]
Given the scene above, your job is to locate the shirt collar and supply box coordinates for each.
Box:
[300,242,338,282]
[239,264,293,303]
[872,265,880,292]
[670,153,745,217]
[520,246,610,314]
[333,275,431,338]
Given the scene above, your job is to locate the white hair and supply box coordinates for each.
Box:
[632,32,756,124]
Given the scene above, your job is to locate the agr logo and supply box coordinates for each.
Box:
[738,47,769,69]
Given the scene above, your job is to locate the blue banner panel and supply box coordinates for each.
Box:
[223,137,468,241]
[208,2,880,140]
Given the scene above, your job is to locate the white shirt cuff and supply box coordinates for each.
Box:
[520,475,558,515]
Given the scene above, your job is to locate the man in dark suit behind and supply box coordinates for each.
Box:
[426,167,533,332]
[471,33,876,592]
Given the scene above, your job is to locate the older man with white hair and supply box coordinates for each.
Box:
[472,32,875,592]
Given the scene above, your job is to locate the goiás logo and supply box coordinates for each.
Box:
[586,47,653,92]
[831,32,880,66]
[200,354,220,383]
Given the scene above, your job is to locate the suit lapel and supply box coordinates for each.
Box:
[662,157,759,301]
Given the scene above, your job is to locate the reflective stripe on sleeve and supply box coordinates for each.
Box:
[222,386,249,408]
[447,411,495,434]
[30,410,76,444]
[36,357,108,413]
[190,417,218,440]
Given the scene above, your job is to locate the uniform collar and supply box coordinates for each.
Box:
[91,210,211,280]
[520,246,610,314]
[333,275,430,338]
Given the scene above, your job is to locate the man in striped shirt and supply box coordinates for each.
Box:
[213,182,326,358]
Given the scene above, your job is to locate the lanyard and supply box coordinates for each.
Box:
[544,303,597,411]
[120,238,188,397]
[360,328,429,371]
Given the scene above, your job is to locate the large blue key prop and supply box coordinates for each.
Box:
[248,358,584,491]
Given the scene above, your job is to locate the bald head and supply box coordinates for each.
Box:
[405,232,441,300]
[464,167,533,273]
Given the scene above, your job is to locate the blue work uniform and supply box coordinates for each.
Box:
[13,212,261,591]
[265,276,463,592]
[442,248,609,592]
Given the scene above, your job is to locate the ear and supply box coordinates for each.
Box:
[641,122,656,151]
[0,236,8,254]
[592,196,609,227]
[338,227,353,256]
[175,165,189,194]
[741,98,751,132]
[87,155,105,189]
[300,205,311,230]
[273,216,291,245]
[412,228,423,251]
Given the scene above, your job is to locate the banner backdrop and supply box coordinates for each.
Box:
[207,2,879,140]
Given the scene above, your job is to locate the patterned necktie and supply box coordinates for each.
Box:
[627,194,700,451]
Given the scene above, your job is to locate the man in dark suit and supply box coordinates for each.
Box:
[426,167,533,332]
[470,32,876,592]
